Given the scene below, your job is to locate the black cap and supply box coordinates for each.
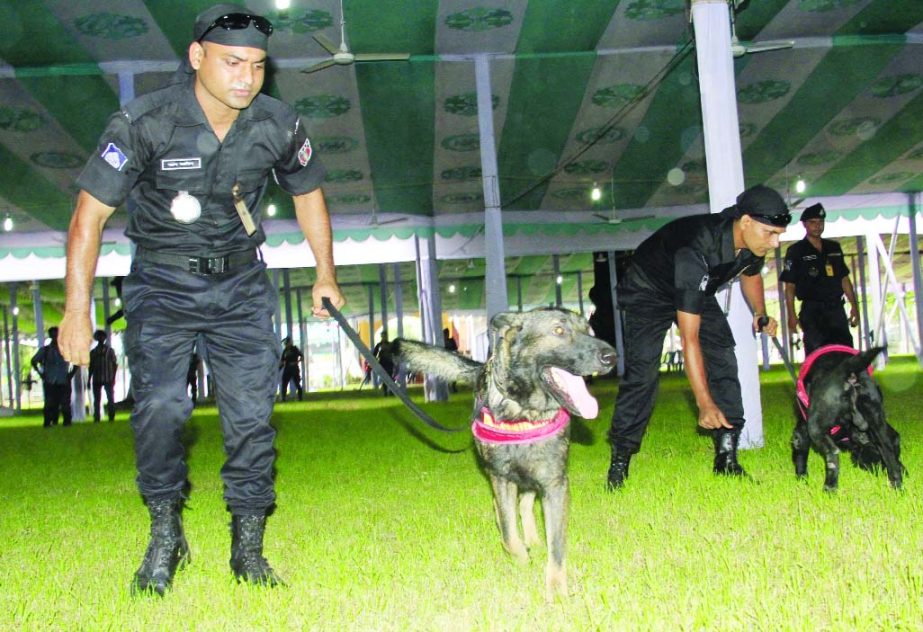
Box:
[800,203,826,222]
[736,184,791,227]
[194,4,270,50]
[93,330,108,343]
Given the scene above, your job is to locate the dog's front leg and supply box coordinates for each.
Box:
[541,480,569,601]
[519,491,541,549]
[808,420,840,491]
[791,423,811,479]
[490,476,528,562]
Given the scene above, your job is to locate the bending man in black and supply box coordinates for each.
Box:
[58,4,345,596]
[780,203,859,354]
[607,185,789,489]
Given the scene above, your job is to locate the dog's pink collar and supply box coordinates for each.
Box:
[796,344,874,411]
[472,407,570,445]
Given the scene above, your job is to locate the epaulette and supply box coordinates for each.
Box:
[121,82,184,124]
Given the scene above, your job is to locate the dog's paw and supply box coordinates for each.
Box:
[544,566,568,603]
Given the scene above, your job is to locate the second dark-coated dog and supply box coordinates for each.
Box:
[394,308,616,601]
[791,346,905,491]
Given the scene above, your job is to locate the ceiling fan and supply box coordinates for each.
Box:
[301,0,411,74]
[729,0,794,58]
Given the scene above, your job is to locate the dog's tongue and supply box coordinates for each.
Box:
[550,367,599,419]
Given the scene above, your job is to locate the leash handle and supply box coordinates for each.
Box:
[321,297,466,433]
[756,314,798,383]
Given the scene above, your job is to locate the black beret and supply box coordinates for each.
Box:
[800,203,826,222]
[735,184,791,227]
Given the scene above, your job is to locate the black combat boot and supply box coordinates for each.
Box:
[132,498,191,596]
[606,446,633,491]
[230,514,284,587]
[713,428,746,476]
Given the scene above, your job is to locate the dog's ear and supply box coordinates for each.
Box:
[488,312,524,351]
[486,312,524,379]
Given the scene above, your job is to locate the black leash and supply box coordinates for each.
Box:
[758,316,799,384]
[321,297,467,433]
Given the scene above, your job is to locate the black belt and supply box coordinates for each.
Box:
[802,298,843,307]
[138,249,257,275]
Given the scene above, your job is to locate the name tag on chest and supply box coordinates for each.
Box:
[161,158,202,171]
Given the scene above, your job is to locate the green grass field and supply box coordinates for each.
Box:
[1,359,921,631]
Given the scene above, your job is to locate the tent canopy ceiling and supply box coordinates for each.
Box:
[0,1,921,319]
[1,1,922,231]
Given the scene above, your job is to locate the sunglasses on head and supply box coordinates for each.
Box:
[198,13,273,42]
[752,211,792,227]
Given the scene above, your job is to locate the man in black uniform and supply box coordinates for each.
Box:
[58,5,345,596]
[88,329,118,422]
[780,203,859,354]
[279,337,303,401]
[606,185,790,490]
[31,327,77,427]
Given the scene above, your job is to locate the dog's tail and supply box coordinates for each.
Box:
[393,338,483,384]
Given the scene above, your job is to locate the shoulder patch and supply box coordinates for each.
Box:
[101,142,128,171]
[297,138,312,167]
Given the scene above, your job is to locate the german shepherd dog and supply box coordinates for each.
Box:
[791,345,905,491]
[394,308,616,600]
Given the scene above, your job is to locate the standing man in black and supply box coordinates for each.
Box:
[58,4,345,596]
[279,337,303,401]
[88,329,118,422]
[780,203,859,354]
[606,185,790,490]
[31,327,76,427]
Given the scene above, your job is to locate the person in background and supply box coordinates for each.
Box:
[780,203,860,354]
[57,4,344,596]
[88,329,118,422]
[279,337,304,401]
[373,333,395,397]
[31,327,77,427]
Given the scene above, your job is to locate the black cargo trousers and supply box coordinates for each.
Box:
[799,299,853,355]
[608,293,745,453]
[122,254,281,514]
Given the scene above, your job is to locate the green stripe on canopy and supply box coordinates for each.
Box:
[346,0,437,54]
[743,40,903,192]
[16,75,118,152]
[356,62,435,214]
[610,53,700,210]
[0,145,75,231]
[498,54,597,210]
[0,1,95,66]
[516,1,618,53]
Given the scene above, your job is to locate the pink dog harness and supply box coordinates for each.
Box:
[472,407,570,445]
[795,344,875,438]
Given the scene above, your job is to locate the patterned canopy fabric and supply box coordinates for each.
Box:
[0,1,921,315]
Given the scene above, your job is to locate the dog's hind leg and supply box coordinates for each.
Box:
[519,492,541,549]
[541,481,569,601]
[490,476,528,562]
[807,421,840,492]
[791,423,811,479]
